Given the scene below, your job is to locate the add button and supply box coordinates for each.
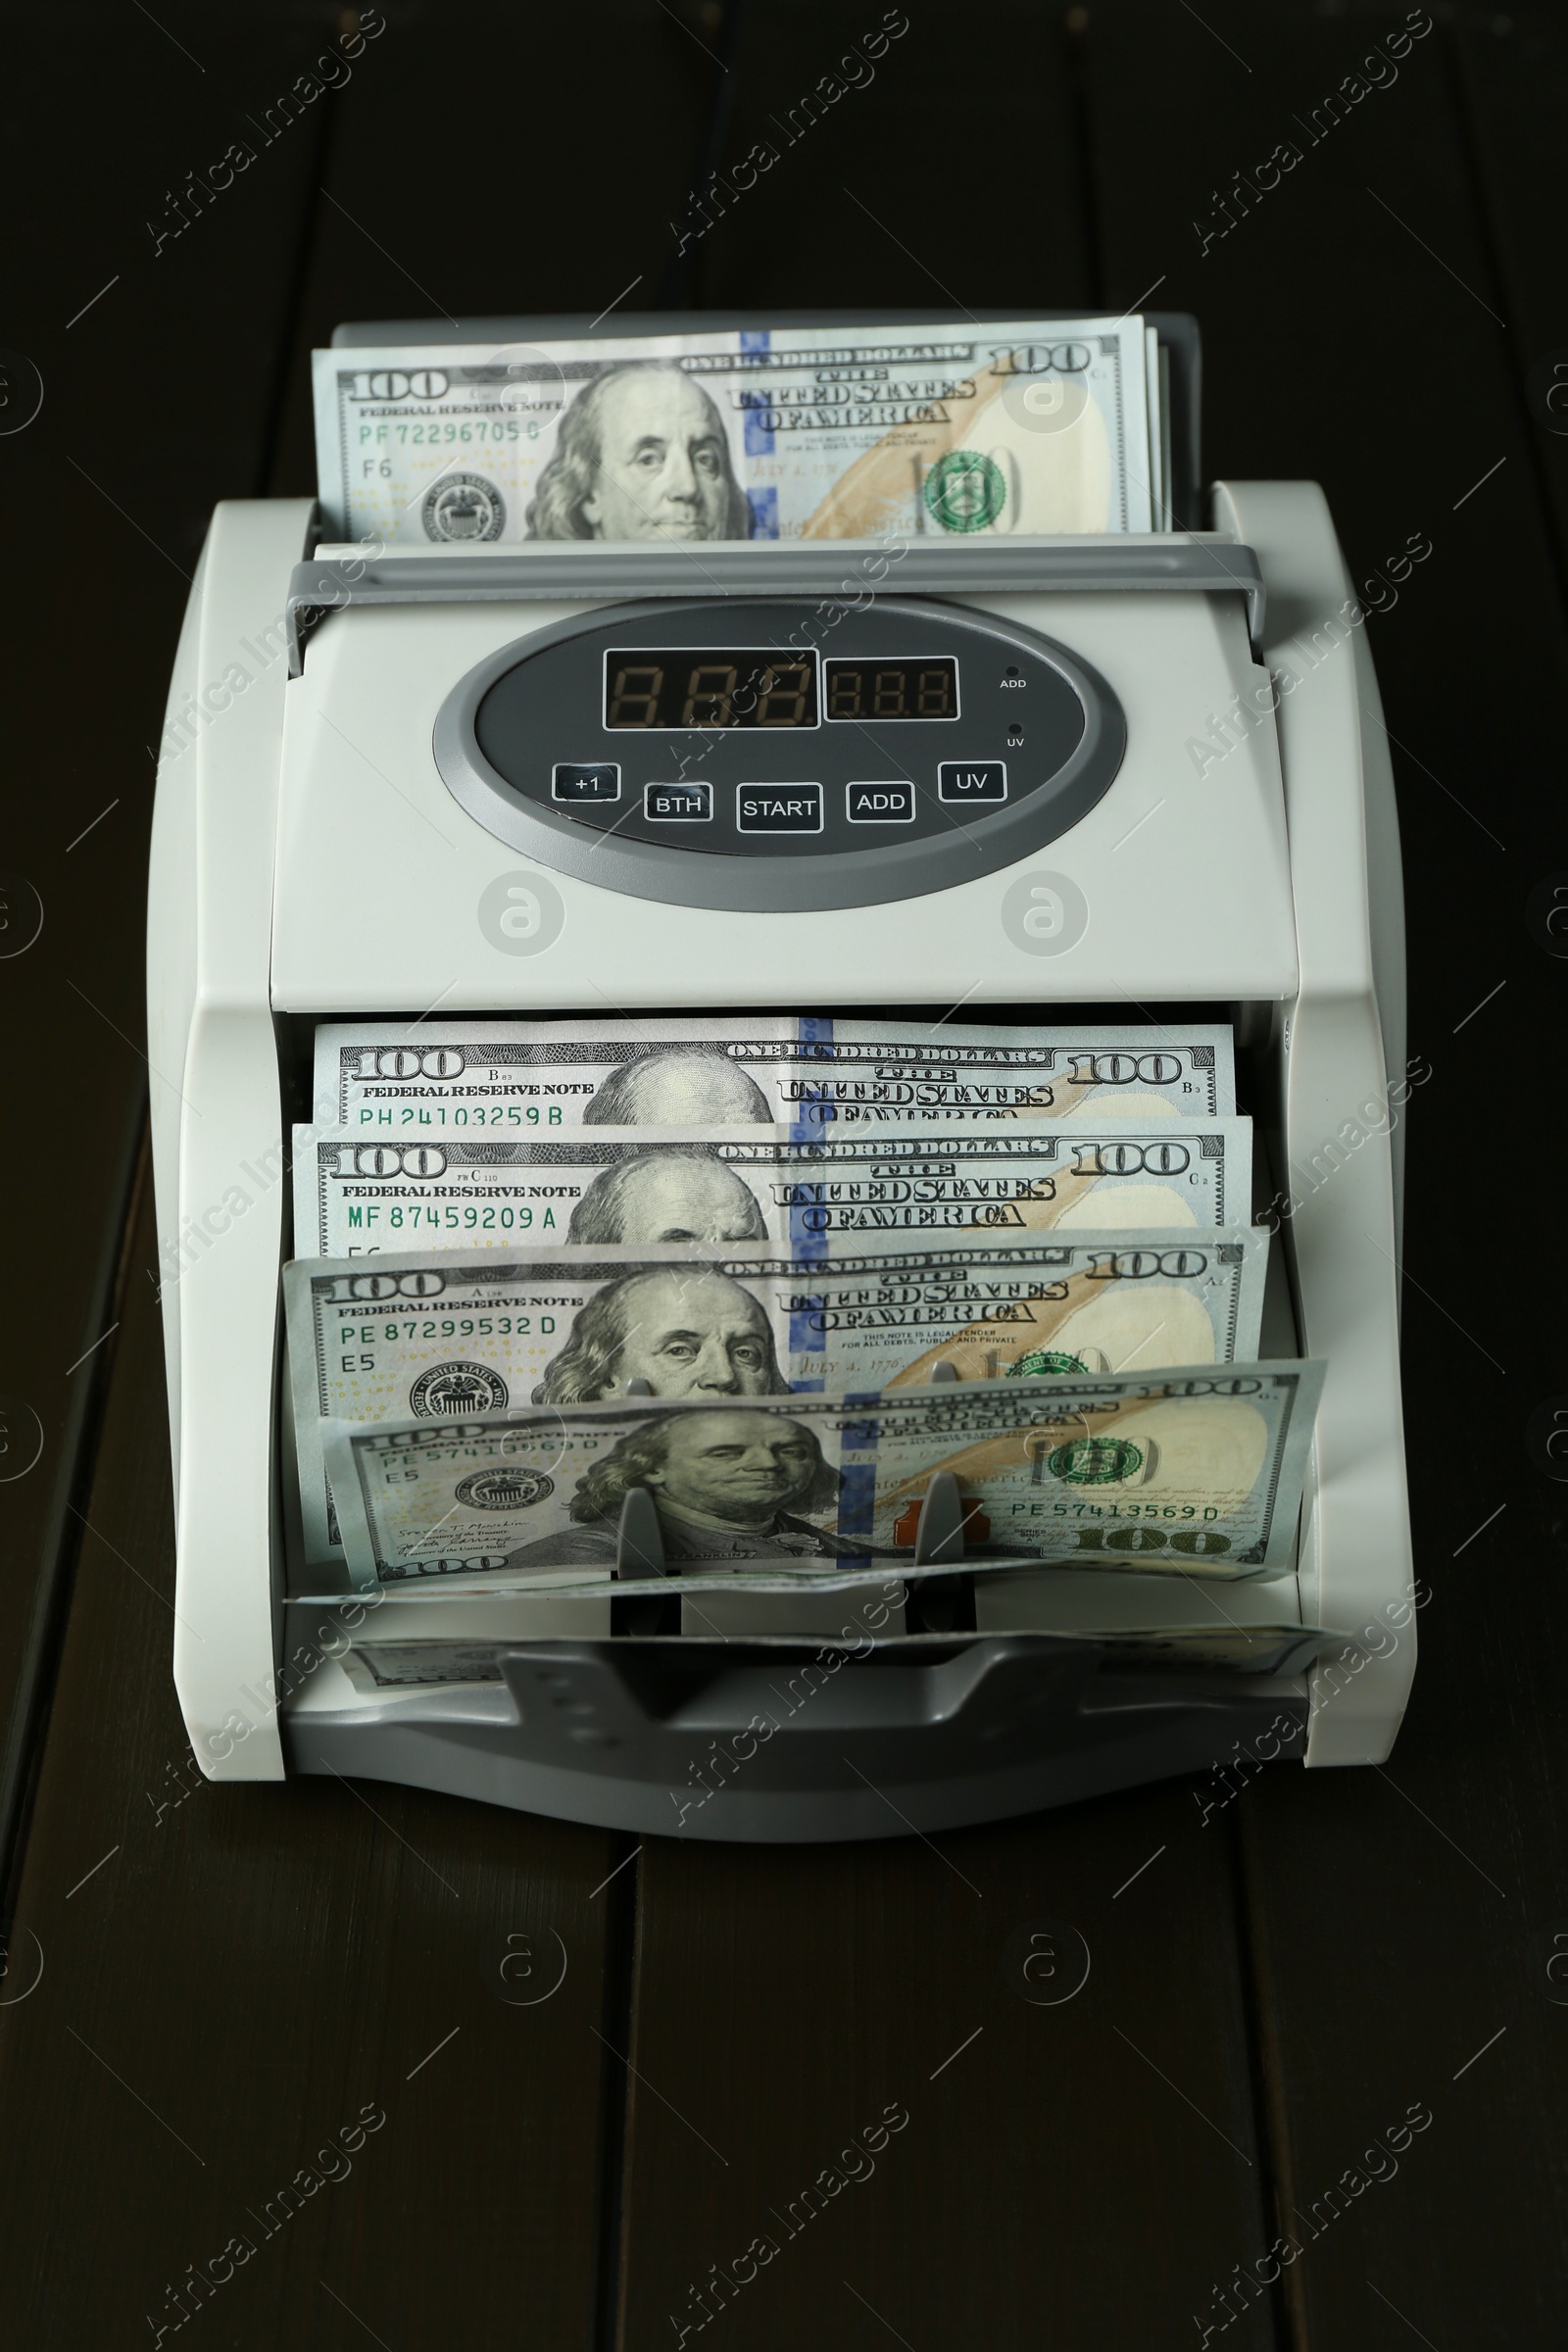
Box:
[736,783,822,834]
[938,760,1007,804]
[847,781,915,824]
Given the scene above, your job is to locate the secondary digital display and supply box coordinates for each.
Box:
[604,649,818,729]
[824,657,958,721]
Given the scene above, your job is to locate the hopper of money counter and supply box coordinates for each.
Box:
[145,312,1412,1837]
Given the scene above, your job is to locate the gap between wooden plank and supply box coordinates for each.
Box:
[591,1832,644,2352]
[0,1112,146,1932]
[1439,11,1568,615]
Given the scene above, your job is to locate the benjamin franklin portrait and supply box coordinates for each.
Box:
[504,1407,846,1568]
[583,1047,771,1127]
[533,1267,785,1405]
[566,1149,768,1247]
[525,362,753,542]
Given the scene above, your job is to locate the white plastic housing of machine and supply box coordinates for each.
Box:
[147,474,1412,1834]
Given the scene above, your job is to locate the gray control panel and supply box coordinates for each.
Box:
[433,596,1125,913]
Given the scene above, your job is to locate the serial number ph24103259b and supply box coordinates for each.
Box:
[352,1105,566,1128]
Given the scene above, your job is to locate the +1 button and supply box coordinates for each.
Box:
[938,760,1007,804]
[553,762,620,803]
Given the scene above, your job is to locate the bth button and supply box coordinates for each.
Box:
[847,781,914,824]
[938,760,1007,805]
[645,782,712,822]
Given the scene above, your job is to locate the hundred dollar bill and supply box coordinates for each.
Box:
[311,316,1153,545]
[283,1231,1268,1566]
[313,1016,1235,1130]
[290,1120,1253,1258]
[318,1364,1322,1596]
[334,1620,1340,1693]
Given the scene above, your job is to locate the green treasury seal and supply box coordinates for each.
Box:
[924,449,1006,533]
[1046,1436,1146,1487]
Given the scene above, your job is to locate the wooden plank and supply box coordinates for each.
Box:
[1079,4,1568,2341]
[695,0,1098,311]
[617,1795,1275,2347]
[0,3,340,1893]
[0,1164,621,2346]
[1450,6,1568,564]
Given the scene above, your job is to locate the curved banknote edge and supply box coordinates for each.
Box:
[329,1622,1347,1694]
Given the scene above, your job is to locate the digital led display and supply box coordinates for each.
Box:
[604,651,818,728]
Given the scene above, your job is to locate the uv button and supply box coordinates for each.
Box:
[847,781,914,824]
[938,760,1007,804]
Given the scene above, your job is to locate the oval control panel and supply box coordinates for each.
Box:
[433,595,1124,912]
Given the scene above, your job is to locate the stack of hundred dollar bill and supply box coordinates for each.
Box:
[312,315,1175,544]
[282,1017,1340,1693]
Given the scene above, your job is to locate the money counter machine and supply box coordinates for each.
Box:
[147,315,1413,1839]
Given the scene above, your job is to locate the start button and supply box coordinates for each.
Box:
[736,783,822,834]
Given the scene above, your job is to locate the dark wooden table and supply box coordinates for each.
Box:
[3,4,1565,2344]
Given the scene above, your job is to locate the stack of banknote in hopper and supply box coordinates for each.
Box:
[279,1017,1339,1689]
[312,315,1174,546]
